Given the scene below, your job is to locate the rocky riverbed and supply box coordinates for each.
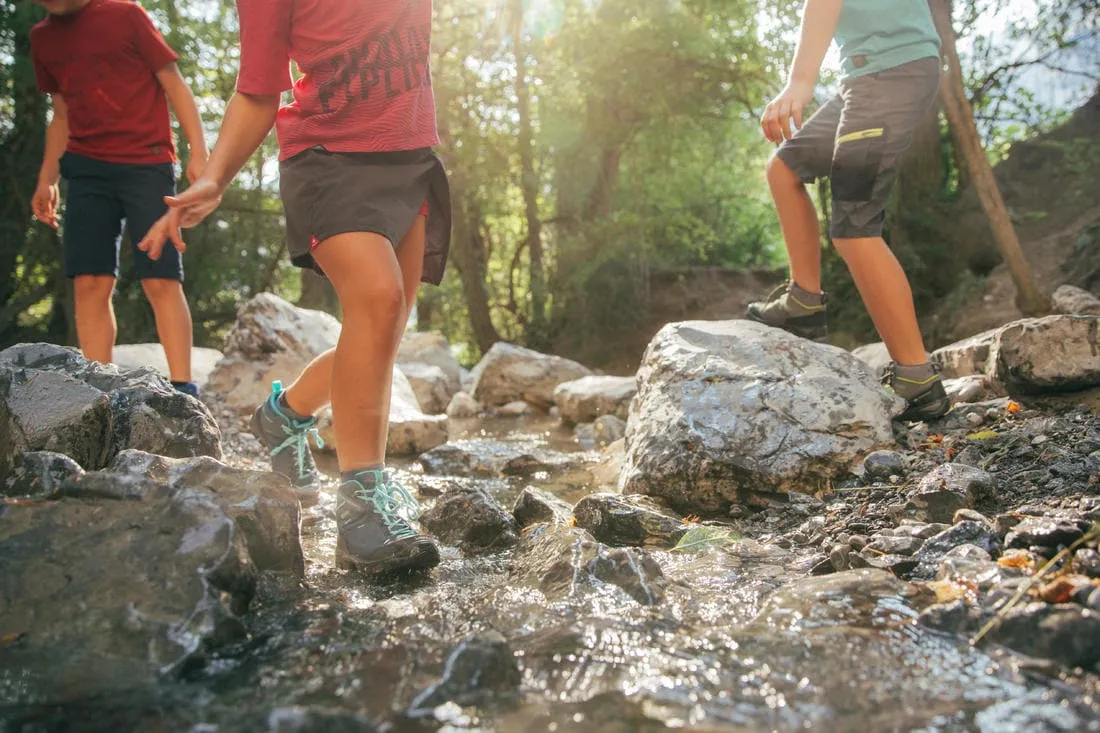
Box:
[3,296,1100,732]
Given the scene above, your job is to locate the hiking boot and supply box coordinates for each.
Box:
[746,281,828,341]
[249,380,324,505]
[335,469,440,576]
[883,361,951,422]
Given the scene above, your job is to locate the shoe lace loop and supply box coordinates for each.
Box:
[355,478,420,541]
[270,417,325,480]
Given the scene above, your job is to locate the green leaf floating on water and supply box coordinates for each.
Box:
[672,525,741,553]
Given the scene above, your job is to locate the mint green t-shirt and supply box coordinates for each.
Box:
[835,0,942,79]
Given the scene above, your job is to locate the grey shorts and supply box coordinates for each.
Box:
[278,147,451,285]
[776,56,941,239]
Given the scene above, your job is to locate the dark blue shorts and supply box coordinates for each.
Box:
[59,152,182,281]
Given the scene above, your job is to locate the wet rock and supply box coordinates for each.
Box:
[113,344,224,391]
[512,486,573,528]
[892,521,952,540]
[864,534,925,556]
[1051,284,1100,316]
[987,315,1100,394]
[509,523,666,604]
[944,375,990,405]
[994,512,1023,536]
[407,632,521,715]
[933,329,998,379]
[1005,517,1087,550]
[420,439,582,478]
[851,342,890,377]
[70,450,305,575]
[953,508,992,526]
[929,398,1013,433]
[2,451,83,498]
[620,321,901,515]
[753,569,915,630]
[553,375,636,425]
[267,707,378,733]
[1072,548,1100,578]
[205,293,340,410]
[572,493,689,549]
[398,331,463,394]
[400,362,452,414]
[858,552,918,574]
[863,450,906,482]
[0,474,258,705]
[445,391,481,419]
[984,602,1100,669]
[470,342,593,409]
[829,543,852,571]
[497,400,535,417]
[900,464,996,524]
[421,485,519,554]
[0,343,221,477]
[594,415,627,444]
[917,599,976,635]
[910,521,1001,580]
[935,544,1000,586]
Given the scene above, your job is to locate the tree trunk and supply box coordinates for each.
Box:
[511,0,547,349]
[297,269,340,315]
[930,0,1050,315]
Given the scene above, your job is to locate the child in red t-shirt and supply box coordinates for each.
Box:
[30,0,208,397]
[139,0,450,577]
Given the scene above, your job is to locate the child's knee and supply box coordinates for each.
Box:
[766,154,800,189]
[140,277,183,302]
[342,278,406,319]
[73,275,115,301]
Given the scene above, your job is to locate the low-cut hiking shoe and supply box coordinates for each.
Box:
[249,380,324,504]
[746,281,828,341]
[882,362,951,422]
[335,470,440,577]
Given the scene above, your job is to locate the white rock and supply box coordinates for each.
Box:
[397,331,462,393]
[987,314,1100,394]
[497,400,534,417]
[112,344,224,389]
[553,375,636,425]
[446,391,481,419]
[205,294,341,410]
[470,342,593,409]
[619,320,902,515]
[851,342,891,378]
[400,362,452,414]
[1051,285,1100,316]
[932,329,999,379]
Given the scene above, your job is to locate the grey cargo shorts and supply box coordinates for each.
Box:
[776,56,941,239]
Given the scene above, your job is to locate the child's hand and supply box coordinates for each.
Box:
[185,149,209,184]
[31,181,60,229]
[138,178,223,261]
[760,82,813,144]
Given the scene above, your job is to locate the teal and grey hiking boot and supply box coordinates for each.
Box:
[746,281,828,341]
[883,361,951,422]
[249,380,325,504]
[335,469,440,576]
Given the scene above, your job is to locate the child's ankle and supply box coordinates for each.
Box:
[276,391,313,422]
[172,381,199,398]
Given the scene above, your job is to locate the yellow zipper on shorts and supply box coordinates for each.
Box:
[836,127,885,145]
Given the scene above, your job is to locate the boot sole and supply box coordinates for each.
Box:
[745,312,829,342]
[335,537,441,577]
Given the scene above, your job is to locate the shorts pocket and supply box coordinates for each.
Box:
[831,127,886,202]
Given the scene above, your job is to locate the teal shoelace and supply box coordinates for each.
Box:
[353,475,421,541]
[267,396,324,479]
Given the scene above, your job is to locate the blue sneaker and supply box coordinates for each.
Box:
[335,469,440,576]
[249,381,324,504]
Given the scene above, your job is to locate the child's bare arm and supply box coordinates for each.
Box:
[156,63,209,182]
[32,95,70,228]
[761,0,842,143]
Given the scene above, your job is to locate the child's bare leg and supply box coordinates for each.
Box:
[72,274,117,364]
[312,232,406,472]
[140,278,193,383]
[767,155,823,293]
[281,215,426,419]
[833,236,927,365]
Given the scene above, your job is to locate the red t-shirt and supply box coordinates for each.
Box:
[31,0,179,164]
[235,0,439,161]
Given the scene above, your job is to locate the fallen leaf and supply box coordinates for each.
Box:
[997,549,1035,571]
[1,632,25,647]
[966,430,1000,441]
[1038,577,1079,604]
[926,578,974,603]
[1006,401,1022,413]
[671,525,741,553]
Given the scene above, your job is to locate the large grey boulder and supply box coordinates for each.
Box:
[205,293,341,410]
[400,362,453,415]
[0,343,221,478]
[1051,284,1100,316]
[553,375,636,425]
[933,329,999,379]
[397,331,463,394]
[0,451,302,707]
[851,342,891,378]
[112,343,224,389]
[620,321,901,515]
[470,342,593,409]
[986,315,1100,394]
